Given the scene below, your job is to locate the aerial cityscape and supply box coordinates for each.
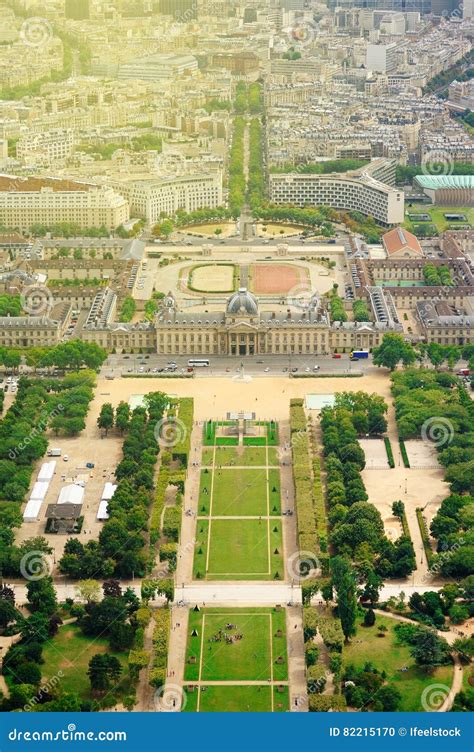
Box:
[0,0,472,719]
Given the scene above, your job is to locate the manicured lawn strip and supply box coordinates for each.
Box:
[271,608,288,681]
[214,446,268,466]
[216,436,239,446]
[182,687,199,711]
[195,684,274,712]
[200,613,271,680]
[342,614,453,711]
[269,468,281,515]
[243,436,266,446]
[41,624,129,700]
[183,608,288,686]
[194,519,209,579]
[268,447,279,466]
[207,518,270,575]
[201,448,214,466]
[198,470,212,515]
[203,420,239,446]
[212,468,268,516]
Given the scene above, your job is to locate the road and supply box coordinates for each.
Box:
[102,353,371,378]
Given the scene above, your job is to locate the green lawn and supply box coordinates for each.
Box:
[269,469,281,514]
[213,446,278,467]
[184,608,288,683]
[202,448,214,465]
[404,206,473,234]
[203,420,239,446]
[343,614,454,711]
[194,518,284,579]
[212,468,268,516]
[183,684,289,712]
[208,519,271,576]
[41,624,130,701]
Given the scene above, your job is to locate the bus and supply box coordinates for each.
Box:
[187,358,210,367]
[350,349,369,360]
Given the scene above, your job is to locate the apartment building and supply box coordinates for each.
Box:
[111,173,223,224]
[16,129,75,168]
[0,176,129,232]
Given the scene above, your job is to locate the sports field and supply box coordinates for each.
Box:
[249,263,310,295]
[194,428,284,580]
[182,607,289,712]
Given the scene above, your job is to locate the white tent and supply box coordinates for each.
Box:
[23,498,43,522]
[101,483,117,501]
[96,499,109,521]
[58,484,84,505]
[29,481,49,502]
[38,461,56,482]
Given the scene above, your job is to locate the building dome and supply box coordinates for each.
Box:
[226,287,258,315]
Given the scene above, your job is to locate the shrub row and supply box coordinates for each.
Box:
[171,398,194,466]
[149,607,171,688]
[416,508,434,568]
[384,437,395,468]
[290,402,318,558]
[399,439,410,468]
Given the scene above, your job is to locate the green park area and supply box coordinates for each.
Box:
[41,624,131,702]
[182,607,289,712]
[202,446,279,466]
[342,614,454,712]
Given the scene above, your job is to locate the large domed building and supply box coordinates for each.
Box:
[226,288,259,316]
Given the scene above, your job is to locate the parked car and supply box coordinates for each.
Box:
[63,455,69,462]
[332,353,342,359]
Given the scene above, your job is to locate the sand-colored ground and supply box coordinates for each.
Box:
[183,223,237,238]
[16,389,124,568]
[249,263,309,295]
[404,440,440,468]
[188,264,236,293]
[358,438,390,469]
[255,223,305,238]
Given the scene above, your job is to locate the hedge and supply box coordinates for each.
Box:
[149,607,170,688]
[171,398,193,466]
[308,695,347,711]
[416,508,434,568]
[162,506,181,542]
[384,436,395,468]
[307,663,327,693]
[399,439,410,468]
[150,467,169,546]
